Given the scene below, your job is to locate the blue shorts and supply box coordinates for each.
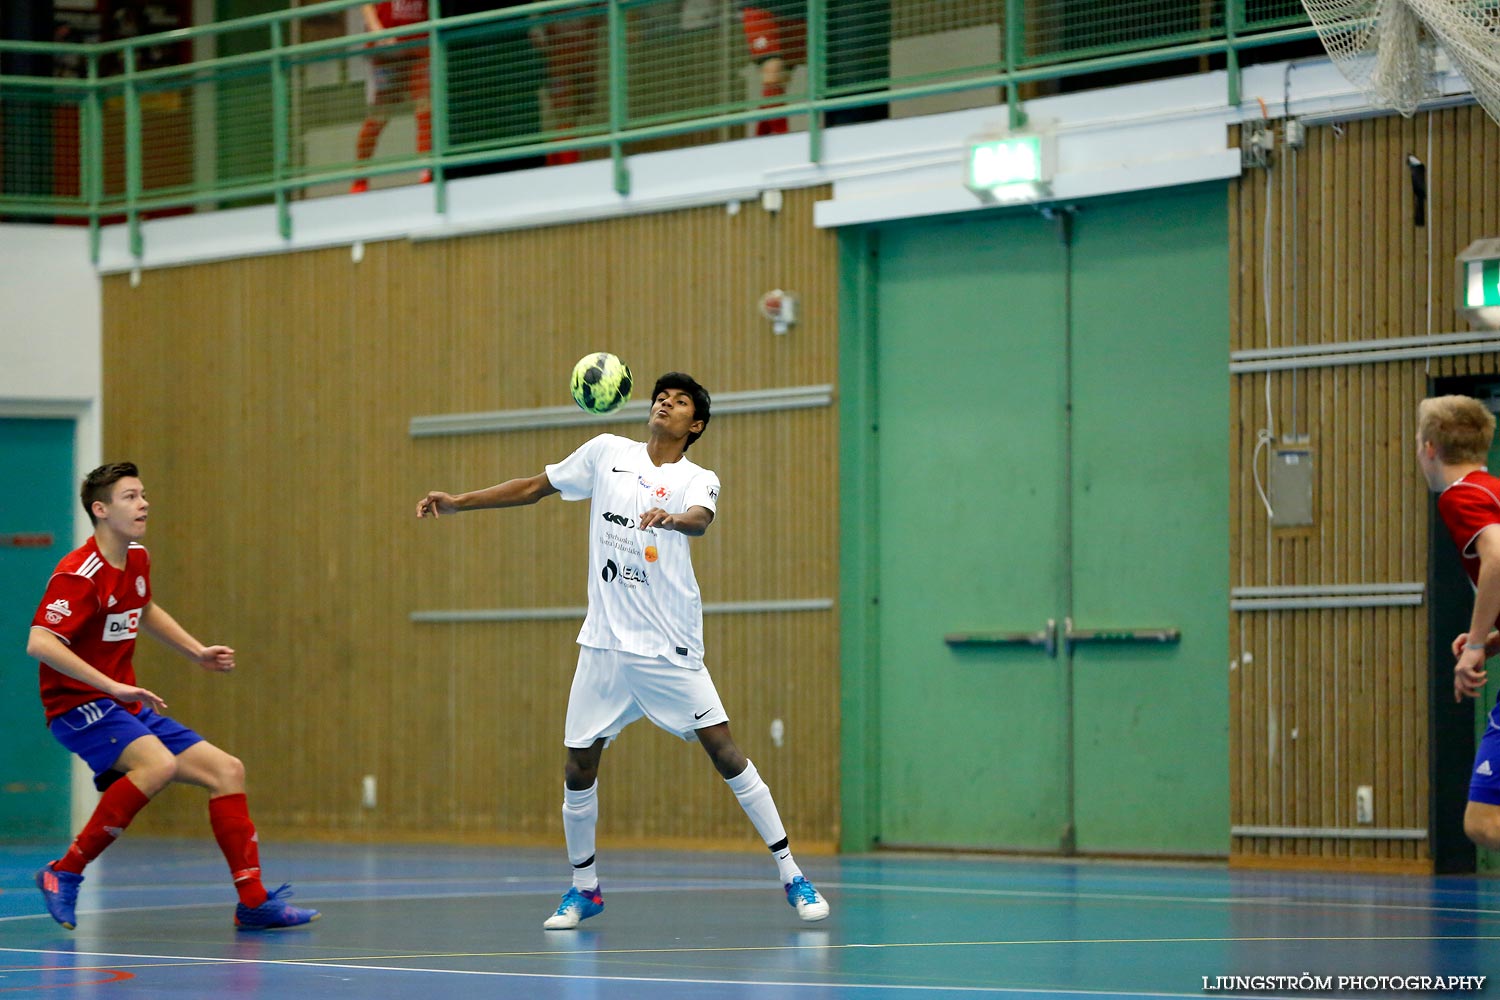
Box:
[48,701,204,790]
[1471,697,1500,806]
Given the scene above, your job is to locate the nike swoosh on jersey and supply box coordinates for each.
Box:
[612,467,634,473]
[694,708,712,720]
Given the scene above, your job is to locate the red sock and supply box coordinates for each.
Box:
[209,794,267,908]
[53,778,151,875]
[547,124,580,166]
[416,108,432,156]
[755,83,788,135]
[356,117,385,161]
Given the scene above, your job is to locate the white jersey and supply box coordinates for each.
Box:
[545,434,720,668]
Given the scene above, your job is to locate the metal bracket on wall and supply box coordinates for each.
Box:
[410,384,833,437]
[1230,583,1424,611]
[412,598,834,623]
[1232,824,1427,841]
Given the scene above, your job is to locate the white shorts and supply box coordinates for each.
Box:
[564,646,729,747]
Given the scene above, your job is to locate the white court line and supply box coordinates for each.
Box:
[0,946,1357,999]
[825,881,1500,917]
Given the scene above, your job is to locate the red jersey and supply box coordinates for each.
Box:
[1438,468,1500,594]
[32,538,152,722]
[370,0,428,45]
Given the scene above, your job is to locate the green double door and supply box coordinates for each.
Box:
[865,186,1229,855]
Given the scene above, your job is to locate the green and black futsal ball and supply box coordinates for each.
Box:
[570,352,633,415]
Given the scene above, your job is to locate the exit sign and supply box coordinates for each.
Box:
[966,132,1052,202]
[1466,258,1500,308]
[1458,238,1500,328]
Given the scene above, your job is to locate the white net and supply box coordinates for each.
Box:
[1408,0,1500,123]
[1301,0,1500,123]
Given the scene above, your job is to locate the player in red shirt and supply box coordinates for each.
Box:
[29,462,319,932]
[1419,395,1500,851]
[352,0,432,193]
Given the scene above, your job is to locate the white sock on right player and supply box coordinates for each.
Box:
[725,760,802,884]
[562,782,599,890]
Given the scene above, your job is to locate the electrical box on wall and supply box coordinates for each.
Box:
[1270,447,1314,526]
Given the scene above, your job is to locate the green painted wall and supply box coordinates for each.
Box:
[0,419,76,842]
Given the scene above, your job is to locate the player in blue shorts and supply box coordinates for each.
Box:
[28,462,319,931]
[1419,396,1500,848]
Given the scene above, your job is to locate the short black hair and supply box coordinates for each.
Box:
[652,372,711,449]
[81,462,140,524]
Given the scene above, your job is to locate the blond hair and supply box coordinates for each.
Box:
[1418,395,1496,465]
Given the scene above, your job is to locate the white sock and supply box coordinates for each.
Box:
[725,760,801,884]
[562,782,599,891]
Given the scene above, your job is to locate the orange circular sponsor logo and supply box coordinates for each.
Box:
[644,545,658,563]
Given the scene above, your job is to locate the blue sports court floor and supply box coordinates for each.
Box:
[0,840,1495,998]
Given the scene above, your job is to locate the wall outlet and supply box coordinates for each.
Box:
[361,774,378,809]
[1355,785,1374,824]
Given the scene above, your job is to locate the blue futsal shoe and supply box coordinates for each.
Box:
[35,864,84,930]
[785,875,829,922]
[234,883,321,931]
[543,884,604,929]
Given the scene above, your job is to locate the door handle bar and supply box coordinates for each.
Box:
[944,618,1058,658]
[943,620,1180,658]
[1063,616,1180,654]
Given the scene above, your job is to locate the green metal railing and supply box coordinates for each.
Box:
[0,0,1317,260]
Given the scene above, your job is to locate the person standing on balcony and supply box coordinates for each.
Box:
[737,1,890,136]
[535,5,604,166]
[352,0,432,193]
[738,0,805,135]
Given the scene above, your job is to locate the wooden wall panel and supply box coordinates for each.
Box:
[101,186,842,852]
[1229,107,1500,869]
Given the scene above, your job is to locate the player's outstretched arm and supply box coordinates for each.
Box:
[139,601,236,673]
[27,626,169,713]
[416,473,559,518]
[1455,529,1500,701]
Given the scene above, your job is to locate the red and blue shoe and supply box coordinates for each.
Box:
[542,884,603,929]
[234,883,320,931]
[35,864,83,930]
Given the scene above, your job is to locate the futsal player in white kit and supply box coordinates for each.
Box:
[416,372,830,928]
